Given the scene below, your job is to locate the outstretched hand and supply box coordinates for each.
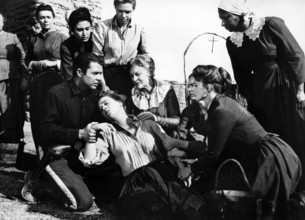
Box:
[137,111,157,122]
[167,148,186,158]
[180,158,198,165]
[163,136,188,151]
[163,136,179,151]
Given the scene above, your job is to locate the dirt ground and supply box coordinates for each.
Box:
[0,122,123,220]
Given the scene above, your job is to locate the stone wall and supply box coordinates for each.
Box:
[0,0,188,111]
[0,0,103,46]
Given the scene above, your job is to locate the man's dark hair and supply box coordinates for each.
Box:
[114,0,136,10]
[35,4,55,19]
[68,7,92,31]
[73,53,103,76]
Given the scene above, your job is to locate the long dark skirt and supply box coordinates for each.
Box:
[119,135,301,219]
[119,161,206,220]
[0,79,25,142]
[251,63,305,191]
[199,134,302,217]
[29,71,64,148]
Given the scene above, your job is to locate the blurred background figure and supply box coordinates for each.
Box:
[0,11,28,144]
[25,4,67,159]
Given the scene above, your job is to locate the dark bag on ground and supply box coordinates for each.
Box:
[205,159,262,220]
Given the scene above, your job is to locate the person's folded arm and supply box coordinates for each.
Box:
[79,133,110,167]
[190,104,237,174]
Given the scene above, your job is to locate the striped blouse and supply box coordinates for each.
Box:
[79,118,168,176]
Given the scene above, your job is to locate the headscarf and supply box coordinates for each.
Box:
[218,0,249,16]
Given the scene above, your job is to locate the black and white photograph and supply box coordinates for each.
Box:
[0,0,305,219]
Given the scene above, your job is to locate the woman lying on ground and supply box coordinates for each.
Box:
[80,90,204,220]
[164,64,302,219]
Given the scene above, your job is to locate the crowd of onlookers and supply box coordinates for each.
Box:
[0,0,305,219]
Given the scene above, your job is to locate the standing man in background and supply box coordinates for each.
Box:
[92,0,148,97]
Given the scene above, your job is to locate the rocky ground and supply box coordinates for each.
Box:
[0,122,123,220]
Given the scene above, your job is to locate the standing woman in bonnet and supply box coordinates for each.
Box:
[26,4,67,156]
[218,0,305,200]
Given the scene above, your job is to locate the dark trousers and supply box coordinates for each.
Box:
[37,151,118,211]
[44,156,93,211]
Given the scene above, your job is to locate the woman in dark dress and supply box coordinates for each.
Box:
[164,65,301,218]
[61,7,106,90]
[217,0,305,196]
[26,4,67,156]
[129,54,180,137]
[60,7,93,81]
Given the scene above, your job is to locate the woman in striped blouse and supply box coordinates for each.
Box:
[79,90,168,176]
[80,90,204,219]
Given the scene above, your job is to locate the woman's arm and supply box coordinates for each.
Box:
[268,17,305,86]
[79,126,112,167]
[190,98,237,174]
[267,17,305,108]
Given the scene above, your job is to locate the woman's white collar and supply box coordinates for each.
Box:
[229,17,266,47]
[131,80,171,110]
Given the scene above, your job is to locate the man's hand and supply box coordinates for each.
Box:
[91,123,115,133]
[79,122,99,143]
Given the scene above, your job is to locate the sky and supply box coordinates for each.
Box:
[100,0,305,83]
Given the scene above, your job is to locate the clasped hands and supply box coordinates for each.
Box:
[163,136,196,182]
[81,122,115,143]
[137,111,158,122]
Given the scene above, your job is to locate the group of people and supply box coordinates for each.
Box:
[0,0,304,219]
